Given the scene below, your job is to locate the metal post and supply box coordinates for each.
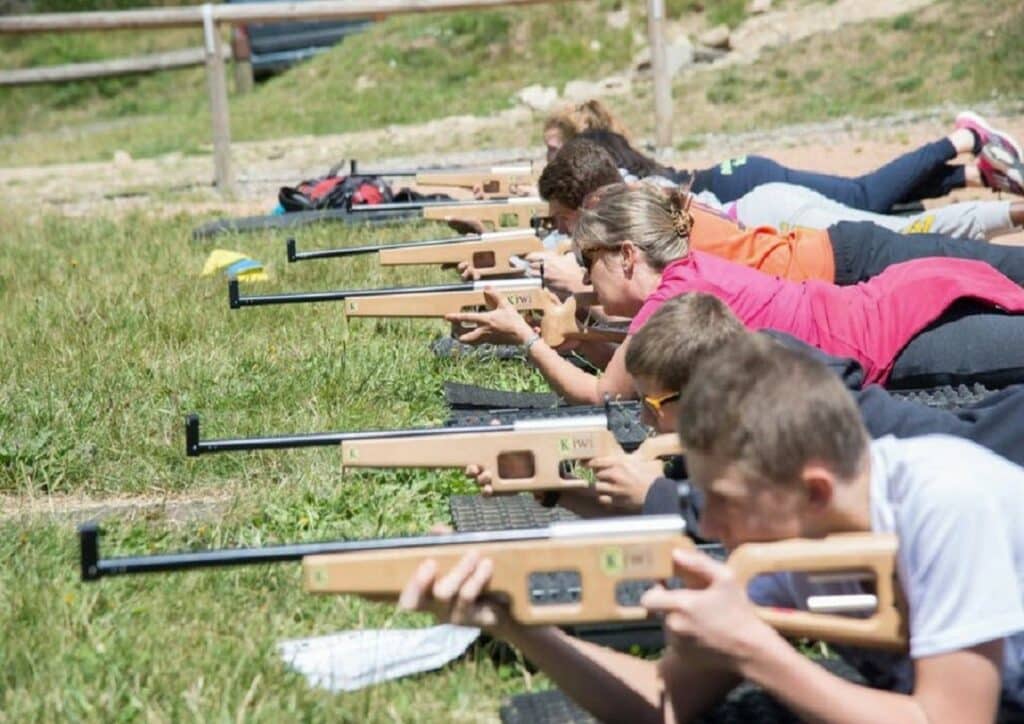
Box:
[202,4,234,193]
[647,0,672,153]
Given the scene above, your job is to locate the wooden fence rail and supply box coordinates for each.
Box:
[0,0,673,193]
[0,46,230,86]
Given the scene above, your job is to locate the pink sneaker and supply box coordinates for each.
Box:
[956,111,1023,160]
[978,142,1024,195]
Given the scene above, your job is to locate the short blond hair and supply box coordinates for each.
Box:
[625,294,747,393]
[677,334,870,486]
[543,99,631,142]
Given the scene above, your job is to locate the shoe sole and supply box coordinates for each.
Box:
[981,156,1024,196]
[956,110,1024,160]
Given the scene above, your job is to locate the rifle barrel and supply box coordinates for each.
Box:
[227,278,478,309]
[185,413,514,456]
[349,198,519,213]
[80,523,550,580]
[286,234,483,262]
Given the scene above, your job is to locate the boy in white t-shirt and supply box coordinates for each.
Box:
[398,333,1024,722]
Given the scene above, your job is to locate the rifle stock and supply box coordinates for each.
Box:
[415,164,539,198]
[80,518,905,649]
[727,534,905,650]
[342,279,582,347]
[421,198,548,230]
[187,411,667,493]
[378,230,549,277]
[305,529,905,647]
[341,429,680,493]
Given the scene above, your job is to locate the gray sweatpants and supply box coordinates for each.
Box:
[729,182,1015,241]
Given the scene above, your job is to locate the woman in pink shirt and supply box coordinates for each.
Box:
[585,182,1024,386]
[449,182,1024,405]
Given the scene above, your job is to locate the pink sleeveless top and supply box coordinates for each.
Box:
[629,251,1024,384]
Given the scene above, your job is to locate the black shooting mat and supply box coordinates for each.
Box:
[499,659,868,724]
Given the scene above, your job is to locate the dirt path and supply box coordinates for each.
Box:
[1,489,235,525]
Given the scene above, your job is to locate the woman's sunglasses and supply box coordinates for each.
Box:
[573,244,622,273]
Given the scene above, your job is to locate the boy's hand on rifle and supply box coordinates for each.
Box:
[642,548,777,672]
[457,261,483,281]
[398,551,514,634]
[445,288,537,345]
[586,456,662,513]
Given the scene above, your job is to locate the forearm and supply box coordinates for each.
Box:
[502,625,665,723]
[741,635,927,724]
[526,340,633,404]
[571,340,617,370]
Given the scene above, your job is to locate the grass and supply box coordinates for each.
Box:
[0,209,550,720]
[610,0,1024,140]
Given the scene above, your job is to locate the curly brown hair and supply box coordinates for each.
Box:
[538,138,622,210]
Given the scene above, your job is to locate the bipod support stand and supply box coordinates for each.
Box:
[186,413,201,457]
[80,522,101,581]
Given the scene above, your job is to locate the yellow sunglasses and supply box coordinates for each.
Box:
[642,391,681,414]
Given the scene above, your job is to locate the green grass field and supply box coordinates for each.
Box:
[0,212,551,721]
[2,0,1024,719]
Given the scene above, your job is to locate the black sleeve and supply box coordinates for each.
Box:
[760,330,865,390]
[855,384,1024,467]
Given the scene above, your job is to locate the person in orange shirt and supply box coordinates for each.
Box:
[523,138,1024,286]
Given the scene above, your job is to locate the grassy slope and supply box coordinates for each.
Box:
[1,0,1022,167]
[0,211,548,720]
[0,1,637,165]
[612,0,1024,144]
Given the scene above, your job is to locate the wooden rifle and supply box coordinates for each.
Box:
[228,277,627,348]
[287,229,568,278]
[348,197,549,231]
[184,406,668,494]
[414,163,540,198]
[79,516,906,649]
[342,159,539,199]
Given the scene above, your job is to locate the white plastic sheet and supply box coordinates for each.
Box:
[278,625,481,692]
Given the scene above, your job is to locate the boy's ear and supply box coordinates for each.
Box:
[801,464,836,510]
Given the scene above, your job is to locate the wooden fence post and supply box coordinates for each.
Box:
[202,3,234,193]
[231,25,254,95]
[646,0,672,153]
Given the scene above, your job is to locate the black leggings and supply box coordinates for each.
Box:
[888,302,1024,390]
[687,139,965,212]
[828,221,1024,285]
